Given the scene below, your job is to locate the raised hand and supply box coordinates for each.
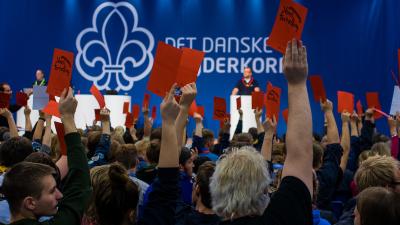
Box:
[99,108,110,122]
[263,116,277,135]
[179,82,197,108]
[283,39,308,86]
[160,84,180,123]
[24,105,31,116]
[320,99,333,112]
[59,87,77,117]
[341,112,351,123]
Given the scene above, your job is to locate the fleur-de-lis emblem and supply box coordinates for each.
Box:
[76,1,154,91]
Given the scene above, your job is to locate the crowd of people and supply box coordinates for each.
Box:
[0,40,399,225]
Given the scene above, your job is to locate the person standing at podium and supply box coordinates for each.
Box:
[231,67,260,95]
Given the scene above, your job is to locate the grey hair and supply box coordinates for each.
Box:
[210,146,271,219]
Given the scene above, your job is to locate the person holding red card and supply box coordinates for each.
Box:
[231,67,261,95]
[0,82,22,128]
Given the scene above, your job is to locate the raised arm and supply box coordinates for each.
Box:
[0,108,18,138]
[350,112,359,137]
[255,108,264,134]
[176,83,196,150]
[340,112,351,172]
[143,106,153,139]
[32,110,45,141]
[24,106,32,133]
[281,40,313,193]
[321,100,340,144]
[261,116,277,161]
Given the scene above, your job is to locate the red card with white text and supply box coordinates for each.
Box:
[54,122,67,155]
[337,91,354,113]
[266,0,308,54]
[265,84,281,121]
[47,48,74,97]
[213,97,226,120]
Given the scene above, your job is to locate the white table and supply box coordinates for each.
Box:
[229,95,258,139]
[17,94,131,132]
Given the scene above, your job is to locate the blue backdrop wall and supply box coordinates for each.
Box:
[1,0,399,137]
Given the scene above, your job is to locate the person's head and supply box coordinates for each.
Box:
[248,128,258,143]
[112,144,138,170]
[193,156,211,174]
[88,163,139,225]
[230,133,253,149]
[202,129,214,149]
[210,146,271,219]
[370,142,391,157]
[145,139,160,164]
[35,70,44,81]
[372,133,390,145]
[192,161,216,209]
[0,137,33,167]
[134,139,150,158]
[243,67,252,79]
[179,147,194,177]
[355,155,400,193]
[1,162,62,217]
[87,131,102,159]
[25,152,62,189]
[0,82,12,94]
[150,128,162,140]
[313,143,324,170]
[354,187,400,225]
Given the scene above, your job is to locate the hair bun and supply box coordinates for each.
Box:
[108,164,129,187]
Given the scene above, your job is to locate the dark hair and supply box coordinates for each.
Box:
[248,127,258,142]
[193,156,211,174]
[372,133,390,144]
[179,147,192,165]
[113,144,138,170]
[0,137,33,167]
[230,133,253,148]
[146,139,160,164]
[150,128,162,140]
[312,143,324,169]
[25,152,61,189]
[196,161,216,209]
[357,187,400,225]
[0,82,9,92]
[2,162,55,213]
[0,127,10,142]
[90,164,139,225]
[202,129,214,147]
[87,131,102,159]
[313,132,322,142]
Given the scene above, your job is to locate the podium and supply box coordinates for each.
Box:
[229,95,258,139]
[16,95,131,132]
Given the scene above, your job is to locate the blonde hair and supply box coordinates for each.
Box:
[134,139,150,157]
[370,142,391,157]
[355,155,399,192]
[210,146,271,219]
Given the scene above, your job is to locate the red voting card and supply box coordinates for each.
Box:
[42,100,61,118]
[252,91,264,109]
[266,84,281,121]
[266,0,308,54]
[125,112,133,128]
[0,93,11,108]
[282,108,289,124]
[197,106,205,118]
[337,91,354,113]
[151,106,157,120]
[373,109,389,118]
[90,84,105,108]
[147,42,205,97]
[54,122,67,155]
[356,100,363,116]
[213,97,226,120]
[366,92,382,119]
[94,109,101,121]
[132,104,140,119]
[309,75,326,102]
[123,102,129,114]
[47,48,74,97]
[189,101,198,117]
[176,48,205,87]
[236,97,241,110]
[143,93,150,109]
[49,95,56,102]
[16,92,28,106]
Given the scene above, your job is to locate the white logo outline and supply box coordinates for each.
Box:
[75,1,154,91]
